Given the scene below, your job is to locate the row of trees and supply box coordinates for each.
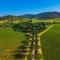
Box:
[12,22,47,59]
[13,33,33,59]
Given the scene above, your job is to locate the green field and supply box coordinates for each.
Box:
[0,27,25,53]
[41,24,60,60]
[32,18,60,23]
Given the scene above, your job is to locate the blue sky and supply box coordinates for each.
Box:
[0,0,60,16]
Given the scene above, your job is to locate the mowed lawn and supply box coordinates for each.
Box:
[41,24,60,60]
[0,27,25,53]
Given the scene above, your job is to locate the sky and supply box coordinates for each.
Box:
[0,0,60,16]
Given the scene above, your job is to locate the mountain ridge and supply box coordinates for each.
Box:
[21,12,60,19]
[0,12,60,20]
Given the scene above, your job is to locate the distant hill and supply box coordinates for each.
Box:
[0,12,60,20]
[0,15,21,21]
[35,12,60,19]
[20,14,35,19]
[21,12,60,19]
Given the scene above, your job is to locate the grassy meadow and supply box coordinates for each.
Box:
[41,24,60,60]
[0,27,25,53]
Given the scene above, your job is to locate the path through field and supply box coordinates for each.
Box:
[25,25,54,60]
[38,25,54,60]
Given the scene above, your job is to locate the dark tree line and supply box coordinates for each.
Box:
[12,22,47,33]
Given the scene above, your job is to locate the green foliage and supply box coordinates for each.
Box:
[12,22,47,33]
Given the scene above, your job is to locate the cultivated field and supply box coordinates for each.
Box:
[41,24,60,60]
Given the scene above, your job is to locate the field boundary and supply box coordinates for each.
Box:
[38,25,54,60]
